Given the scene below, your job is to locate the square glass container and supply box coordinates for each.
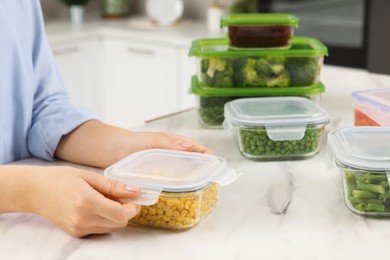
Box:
[189,37,328,88]
[104,149,239,230]
[224,97,329,161]
[352,88,390,126]
[191,75,325,129]
[220,13,300,49]
[327,127,390,216]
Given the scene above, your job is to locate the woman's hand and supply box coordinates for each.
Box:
[21,166,140,238]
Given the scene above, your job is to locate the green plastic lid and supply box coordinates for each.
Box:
[221,13,300,27]
[189,37,328,58]
[190,75,325,97]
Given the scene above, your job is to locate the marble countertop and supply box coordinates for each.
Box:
[2,65,390,259]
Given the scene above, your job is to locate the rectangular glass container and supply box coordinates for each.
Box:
[224,97,329,160]
[104,149,238,230]
[328,127,390,216]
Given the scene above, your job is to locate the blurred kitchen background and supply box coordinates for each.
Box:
[39,0,390,129]
[40,0,389,74]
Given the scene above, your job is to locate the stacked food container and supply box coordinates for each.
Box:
[189,13,328,129]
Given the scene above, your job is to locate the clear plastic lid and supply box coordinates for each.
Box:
[352,88,390,112]
[223,97,329,141]
[220,13,300,27]
[104,149,239,205]
[189,37,328,58]
[327,127,390,172]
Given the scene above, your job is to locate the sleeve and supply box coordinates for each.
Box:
[27,0,99,161]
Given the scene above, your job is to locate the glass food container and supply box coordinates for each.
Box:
[191,75,325,129]
[220,13,300,49]
[189,37,328,88]
[104,149,239,230]
[352,88,390,126]
[223,97,329,161]
[327,127,390,216]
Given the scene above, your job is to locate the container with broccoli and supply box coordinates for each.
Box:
[328,127,390,216]
[191,76,325,128]
[224,97,329,160]
[190,37,327,88]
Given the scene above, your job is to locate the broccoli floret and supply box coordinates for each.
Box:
[234,57,290,87]
[264,70,291,88]
[285,57,319,86]
[201,58,234,88]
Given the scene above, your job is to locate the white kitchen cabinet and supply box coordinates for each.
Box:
[51,37,103,116]
[101,37,178,128]
[177,47,197,110]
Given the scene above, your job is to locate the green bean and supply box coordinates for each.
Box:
[366,175,388,184]
[354,203,367,212]
[352,190,378,199]
[356,181,385,194]
[345,170,390,214]
[367,203,385,212]
[348,197,383,205]
[379,190,390,202]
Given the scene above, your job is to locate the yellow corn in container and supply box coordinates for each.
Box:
[104,149,239,230]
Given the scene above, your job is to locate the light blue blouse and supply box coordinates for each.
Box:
[0,0,98,164]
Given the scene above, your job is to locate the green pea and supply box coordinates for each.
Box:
[239,125,322,160]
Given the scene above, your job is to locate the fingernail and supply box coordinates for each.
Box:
[180,142,194,148]
[125,185,139,192]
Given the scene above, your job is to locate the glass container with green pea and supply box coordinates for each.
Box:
[327,127,390,216]
[223,97,329,161]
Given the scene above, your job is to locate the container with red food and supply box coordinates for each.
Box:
[352,88,390,126]
[220,13,299,49]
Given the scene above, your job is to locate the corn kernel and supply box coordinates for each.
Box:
[129,183,220,230]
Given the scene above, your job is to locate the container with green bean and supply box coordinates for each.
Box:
[223,97,329,161]
[328,127,390,216]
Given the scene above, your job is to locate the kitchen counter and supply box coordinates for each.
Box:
[2,65,390,259]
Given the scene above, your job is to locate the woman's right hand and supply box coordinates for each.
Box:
[24,166,141,238]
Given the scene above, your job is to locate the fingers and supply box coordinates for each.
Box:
[80,171,140,200]
[148,132,212,154]
[65,204,140,238]
[93,196,141,224]
[78,171,141,224]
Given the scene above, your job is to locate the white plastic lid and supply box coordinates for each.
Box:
[223,97,329,141]
[104,149,239,205]
[327,127,390,172]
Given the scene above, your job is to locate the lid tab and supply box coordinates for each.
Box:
[266,124,307,141]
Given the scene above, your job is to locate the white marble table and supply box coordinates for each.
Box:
[2,65,390,260]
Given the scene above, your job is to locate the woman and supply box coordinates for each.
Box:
[0,0,210,238]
